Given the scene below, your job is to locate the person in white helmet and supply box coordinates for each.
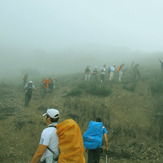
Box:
[24,81,36,107]
[31,108,60,163]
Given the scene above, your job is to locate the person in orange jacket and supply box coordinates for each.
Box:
[31,109,60,163]
[41,78,49,98]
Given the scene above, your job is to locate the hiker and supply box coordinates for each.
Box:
[22,73,28,86]
[31,108,60,163]
[53,79,57,89]
[159,59,163,70]
[48,78,54,94]
[41,78,48,98]
[92,67,98,81]
[85,66,91,81]
[24,81,36,107]
[132,63,141,79]
[100,64,106,83]
[118,64,125,81]
[83,117,108,163]
[109,64,116,81]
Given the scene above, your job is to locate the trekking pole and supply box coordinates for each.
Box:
[106,150,108,163]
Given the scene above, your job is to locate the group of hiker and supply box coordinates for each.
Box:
[84,61,145,83]
[30,108,108,163]
[41,78,56,98]
[23,75,57,107]
[85,63,126,83]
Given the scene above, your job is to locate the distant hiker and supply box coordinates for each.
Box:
[53,79,57,89]
[109,64,116,81]
[118,64,125,81]
[48,78,54,94]
[22,73,28,86]
[24,81,36,107]
[132,63,141,79]
[85,66,91,81]
[31,109,60,163]
[41,78,48,98]
[100,64,106,83]
[83,117,108,163]
[92,67,98,81]
[159,59,163,70]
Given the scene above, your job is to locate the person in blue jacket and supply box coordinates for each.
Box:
[85,118,109,163]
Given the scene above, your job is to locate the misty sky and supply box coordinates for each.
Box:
[0,0,163,77]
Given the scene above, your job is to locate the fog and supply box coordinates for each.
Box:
[0,0,163,79]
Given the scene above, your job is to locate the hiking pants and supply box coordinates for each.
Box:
[109,72,114,80]
[119,71,123,81]
[24,92,32,107]
[88,148,101,163]
[100,74,105,82]
[85,74,90,81]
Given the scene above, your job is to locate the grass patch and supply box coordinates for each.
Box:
[86,84,112,97]
[150,76,163,94]
[66,88,82,96]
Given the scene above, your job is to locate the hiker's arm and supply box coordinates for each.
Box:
[30,144,47,163]
[104,133,108,151]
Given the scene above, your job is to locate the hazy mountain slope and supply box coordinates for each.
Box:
[0,69,163,163]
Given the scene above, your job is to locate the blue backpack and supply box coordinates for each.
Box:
[83,121,103,150]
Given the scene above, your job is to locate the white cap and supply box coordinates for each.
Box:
[42,109,59,119]
[29,81,32,83]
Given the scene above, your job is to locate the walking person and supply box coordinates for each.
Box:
[132,63,141,80]
[31,108,60,163]
[24,81,36,107]
[83,117,109,163]
[22,73,28,86]
[109,64,116,81]
[100,64,106,83]
[92,66,98,81]
[41,78,48,98]
[118,64,125,81]
[85,66,91,81]
[48,78,53,94]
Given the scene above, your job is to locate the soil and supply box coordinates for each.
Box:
[0,71,163,163]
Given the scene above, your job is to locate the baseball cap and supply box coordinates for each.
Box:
[42,109,59,119]
[29,81,32,83]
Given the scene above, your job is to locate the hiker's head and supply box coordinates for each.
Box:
[42,109,59,124]
[28,81,32,86]
[96,117,102,122]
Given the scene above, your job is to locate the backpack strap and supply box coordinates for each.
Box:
[47,126,59,161]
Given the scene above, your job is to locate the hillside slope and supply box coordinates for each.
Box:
[0,70,163,163]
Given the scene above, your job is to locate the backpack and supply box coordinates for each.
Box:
[83,121,103,150]
[56,119,85,163]
[27,83,33,94]
[118,66,121,72]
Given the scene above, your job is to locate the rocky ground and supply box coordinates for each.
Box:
[0,70,163,163]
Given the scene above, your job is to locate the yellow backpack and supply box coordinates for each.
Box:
[118,65,121,72]
[56,119,85,163]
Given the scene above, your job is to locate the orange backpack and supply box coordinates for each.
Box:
[56,119,85,163]
[118,65,121,72]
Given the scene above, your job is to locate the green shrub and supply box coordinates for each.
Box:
[66,88,82,96]
[86,85,112,97]
[151,78,163,94]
